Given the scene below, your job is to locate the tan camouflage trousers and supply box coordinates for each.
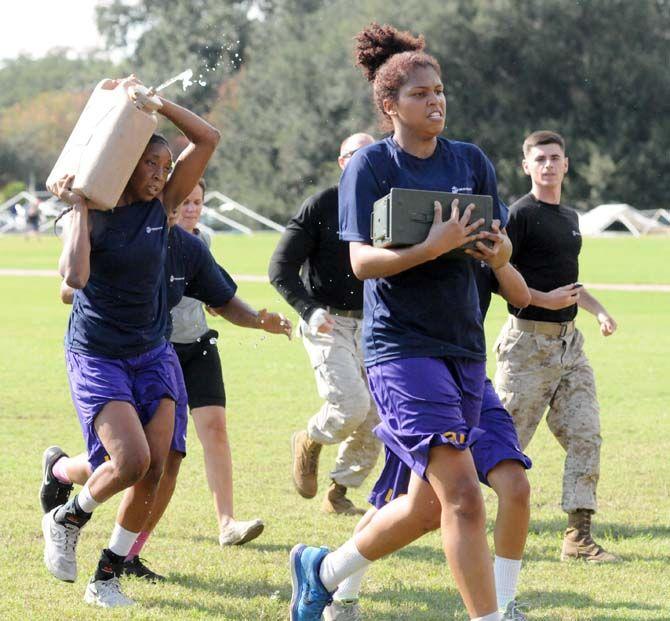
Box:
[301,315,380,489]
[494,319,601,513]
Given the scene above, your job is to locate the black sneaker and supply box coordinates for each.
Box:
[40,446,73,513]
[121,556,165,582]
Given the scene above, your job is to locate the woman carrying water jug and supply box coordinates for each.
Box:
[43,75,220,608]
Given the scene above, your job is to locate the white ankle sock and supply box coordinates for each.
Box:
[494,555,522,610]
[108,523,140,558]
[319,538,371,593]
[334,565,368,600]
[77,484,101,513]
[472,613,502,621]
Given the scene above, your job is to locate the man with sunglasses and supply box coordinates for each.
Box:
[269,132,379,515]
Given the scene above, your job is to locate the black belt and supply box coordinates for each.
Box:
[326,306,363,319]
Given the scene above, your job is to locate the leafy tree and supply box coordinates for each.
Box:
[95,0,261,112]
[0,52,120,109]
[208,0,670,218]
[0,91,89,188]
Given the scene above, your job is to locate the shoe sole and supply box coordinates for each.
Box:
[234,521,265,546]
[289,543,306,621]
[42,510,75,583]
[561,553,620,563]
[40,446,60,514]
[291,432,317,499]
[40,446,71,514]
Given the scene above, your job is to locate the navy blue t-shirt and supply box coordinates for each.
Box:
[66,199,169,358]
[338,136,503,366]
[164,225,237,336]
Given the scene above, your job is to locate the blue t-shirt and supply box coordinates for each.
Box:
[338,136,503,366]
[66,199,169,358]
[164,225,237,336]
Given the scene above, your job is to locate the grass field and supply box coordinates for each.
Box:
[0,235,669,620]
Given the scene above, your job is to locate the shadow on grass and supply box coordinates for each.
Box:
[185,535,291,553]
[519,589,664,619]
[142,577,665,621]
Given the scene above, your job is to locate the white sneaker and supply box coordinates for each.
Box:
[324,599,363,621]
[502,600,529,620]
[84,577,134,608]
[218,519,264,546]
[42,507,81,582]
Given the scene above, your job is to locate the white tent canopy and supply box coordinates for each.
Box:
[578,203,670,237]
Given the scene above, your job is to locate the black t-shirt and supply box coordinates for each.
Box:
[268,186,362,320]
[506,193,582,323]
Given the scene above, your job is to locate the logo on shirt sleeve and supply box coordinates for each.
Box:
[146,226,164,234]
[451,186,473,194]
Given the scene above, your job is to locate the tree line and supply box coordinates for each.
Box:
[1,0,668,219]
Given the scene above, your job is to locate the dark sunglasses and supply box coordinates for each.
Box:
[340,148,360,160]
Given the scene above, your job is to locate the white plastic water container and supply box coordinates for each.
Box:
[47,79,162,210]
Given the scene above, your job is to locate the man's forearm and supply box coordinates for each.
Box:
[577,288,609,318]
[268,264,319,320]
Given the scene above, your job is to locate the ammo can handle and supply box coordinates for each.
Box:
[409,212,433,223]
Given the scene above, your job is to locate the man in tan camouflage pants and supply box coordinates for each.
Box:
[268,133,380,515]
[496,130,619,562]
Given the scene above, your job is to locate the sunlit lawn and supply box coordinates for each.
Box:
[0,235,668,619]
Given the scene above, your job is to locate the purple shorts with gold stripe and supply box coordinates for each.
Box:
[368,378,532,508]
[366,356,486,482]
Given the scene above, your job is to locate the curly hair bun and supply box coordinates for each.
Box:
[355,23,425,82]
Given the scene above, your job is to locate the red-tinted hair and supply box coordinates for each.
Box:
[355,23,441,130]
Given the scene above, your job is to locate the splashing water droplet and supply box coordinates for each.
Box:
[154,69,194,93]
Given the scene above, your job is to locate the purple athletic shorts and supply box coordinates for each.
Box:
[169,345,188,457]
[368,378,532,508]
[366,356,487,482]
[65,341,181,470]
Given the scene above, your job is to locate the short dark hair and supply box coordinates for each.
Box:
[523,130,565,156]
[197,178,206,193]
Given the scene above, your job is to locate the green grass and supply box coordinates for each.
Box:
[0,234,669,284]
[0,237,669,619]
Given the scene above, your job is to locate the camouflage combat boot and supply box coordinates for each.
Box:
[322,481,366,516]
[291,430,322,498]
[561,509,619,562]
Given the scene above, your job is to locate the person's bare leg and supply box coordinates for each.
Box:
[115,398,175,532]
[319,457,496,618]
[87,401,152,503]
[487,461,530,559]
[141,450,183,534]
[487,460,530,613]
[66,453,93,485]
[120,449,183,574]
[353,475,441,559]
[424,445,497,618]
[192,405,234,528]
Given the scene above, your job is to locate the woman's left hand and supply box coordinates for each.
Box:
[465,221,512,270]
[258,309,293,339]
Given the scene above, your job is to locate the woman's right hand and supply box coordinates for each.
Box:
[421,200,484,260]
[50,174,87,210]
